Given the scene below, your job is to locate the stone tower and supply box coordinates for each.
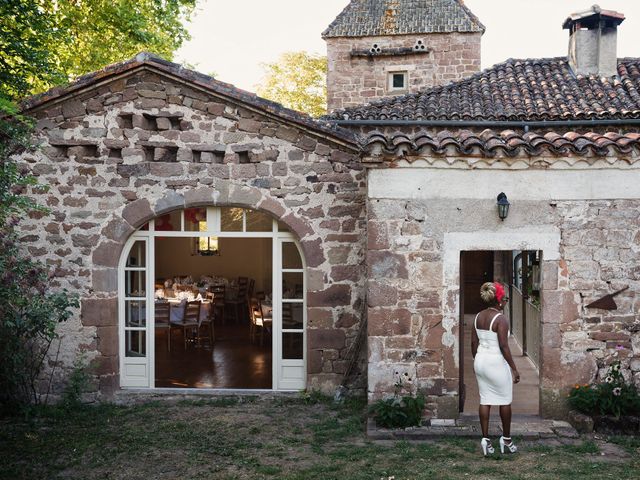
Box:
[323,0,484,112]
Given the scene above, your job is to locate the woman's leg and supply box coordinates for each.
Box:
[479,404,491,437]
[499,404,512,438]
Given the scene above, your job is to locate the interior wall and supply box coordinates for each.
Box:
[155,237,272,292]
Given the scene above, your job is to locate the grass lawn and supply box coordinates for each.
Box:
[1,395,639,479]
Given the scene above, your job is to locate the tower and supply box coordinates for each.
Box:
[323,0,484,112]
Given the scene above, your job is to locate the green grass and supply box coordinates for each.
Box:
[0,398,638,480]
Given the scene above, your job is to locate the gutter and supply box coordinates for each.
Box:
[330,118,640,132]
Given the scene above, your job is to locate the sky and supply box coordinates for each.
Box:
[175,0,640,92]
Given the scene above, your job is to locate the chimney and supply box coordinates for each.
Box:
[563,5,625,77]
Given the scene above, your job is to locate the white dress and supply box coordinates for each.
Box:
[473,312,513,405]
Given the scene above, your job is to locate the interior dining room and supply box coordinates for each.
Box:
[153,225,274,390]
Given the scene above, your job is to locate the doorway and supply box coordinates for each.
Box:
[459,250,541,415]
[118,207,307,391]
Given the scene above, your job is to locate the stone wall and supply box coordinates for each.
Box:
[366,162,640,419]
[326,32,482,112]
[18,67,367,398]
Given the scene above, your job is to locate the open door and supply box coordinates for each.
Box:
[119,237,153,388]
[459,252,466,412]
[274,239,306,390]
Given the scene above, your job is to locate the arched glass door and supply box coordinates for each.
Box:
[118,207,306,391]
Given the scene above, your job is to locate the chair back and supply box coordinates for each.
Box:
[247,278,255,299]
[155,301,170,325]
[184,301,201,323]
[249,298,262,326]
[237,277,249,297]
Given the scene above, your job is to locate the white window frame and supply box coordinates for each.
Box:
[388,71,408,92]
[118,207,306,391]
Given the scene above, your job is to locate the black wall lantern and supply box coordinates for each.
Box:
[497,192,510,221]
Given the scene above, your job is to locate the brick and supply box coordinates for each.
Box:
[122,199,154,227]
[368,251,408,279]
[92,241,122,268]
[308,329,346,350]
[308,285,351,308]
[81,298,117,327]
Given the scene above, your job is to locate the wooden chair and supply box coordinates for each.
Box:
[171,300,201,349]
[210,284,226,325]
[155,300,171,352]
[226,277,250,323]
[249,297,272,347]
[197,301,215,348]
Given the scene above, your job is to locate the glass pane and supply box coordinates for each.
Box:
[125,330,146,357]
[277,221,290,232]
[125,271,146,297]
[126,240,146,267]
[125,300,146,327]
[282,332,303,360]
[139,222,149,231]
[221,207,243,232]
[184,208,207,232]
[246,209,273,232]
[282,272,304,299]
[155,210,181,232]
[282,242,302,269]
[282,303,303,330]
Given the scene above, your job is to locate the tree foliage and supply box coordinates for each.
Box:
[257,51,327,118]
[0,0,196,99]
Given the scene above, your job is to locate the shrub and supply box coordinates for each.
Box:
[370,373,425,429]
[0,102,78,413]
[569,362,640,418]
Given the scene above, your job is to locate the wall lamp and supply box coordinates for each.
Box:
[497,192,510,221]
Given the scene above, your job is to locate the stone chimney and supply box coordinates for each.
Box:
[563,5,625,77]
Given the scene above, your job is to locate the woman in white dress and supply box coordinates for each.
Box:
[472,282,521,456]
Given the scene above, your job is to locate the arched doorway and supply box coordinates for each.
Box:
[118,206,306,391]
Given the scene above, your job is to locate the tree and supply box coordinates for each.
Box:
[257,51,327,118]
[0,0,196,99]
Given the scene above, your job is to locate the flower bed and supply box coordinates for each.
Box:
[567,361,640,435]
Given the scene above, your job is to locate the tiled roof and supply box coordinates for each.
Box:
[363,129,640,158]
[322,0,484,38]
[21,53,358,149]
[328,57,640,121]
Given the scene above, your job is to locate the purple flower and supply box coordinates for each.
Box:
[613,387,622,396]
[615,345,626,350]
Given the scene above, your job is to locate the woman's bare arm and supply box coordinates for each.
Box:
[496,316,520,383]
[471,325,479,359]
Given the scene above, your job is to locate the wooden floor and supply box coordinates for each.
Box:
[462,315,540,416]
[155,323,272,389]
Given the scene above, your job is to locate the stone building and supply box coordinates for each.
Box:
[323,0,483,111]
[14,1,640,420]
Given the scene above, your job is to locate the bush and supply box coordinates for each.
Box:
[569,362,640,418]
[370,373,425,429]
[0,102,78,413]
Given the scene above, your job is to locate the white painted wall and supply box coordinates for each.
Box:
[369,168,640,201]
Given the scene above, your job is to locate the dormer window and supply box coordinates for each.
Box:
[388,71,408,92]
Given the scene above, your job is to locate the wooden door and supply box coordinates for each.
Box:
[462,251,494,314]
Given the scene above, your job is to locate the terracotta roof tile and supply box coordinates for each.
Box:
[322,0,484,38]
[328,57,640,121]
[363,129,640,158]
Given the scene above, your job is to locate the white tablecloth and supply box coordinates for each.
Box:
[163,300,211,323]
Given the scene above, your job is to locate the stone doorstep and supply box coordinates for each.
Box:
[367,416,578,441]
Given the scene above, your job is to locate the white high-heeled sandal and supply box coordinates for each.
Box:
[480,437,494,456]
[500,436,517,454]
